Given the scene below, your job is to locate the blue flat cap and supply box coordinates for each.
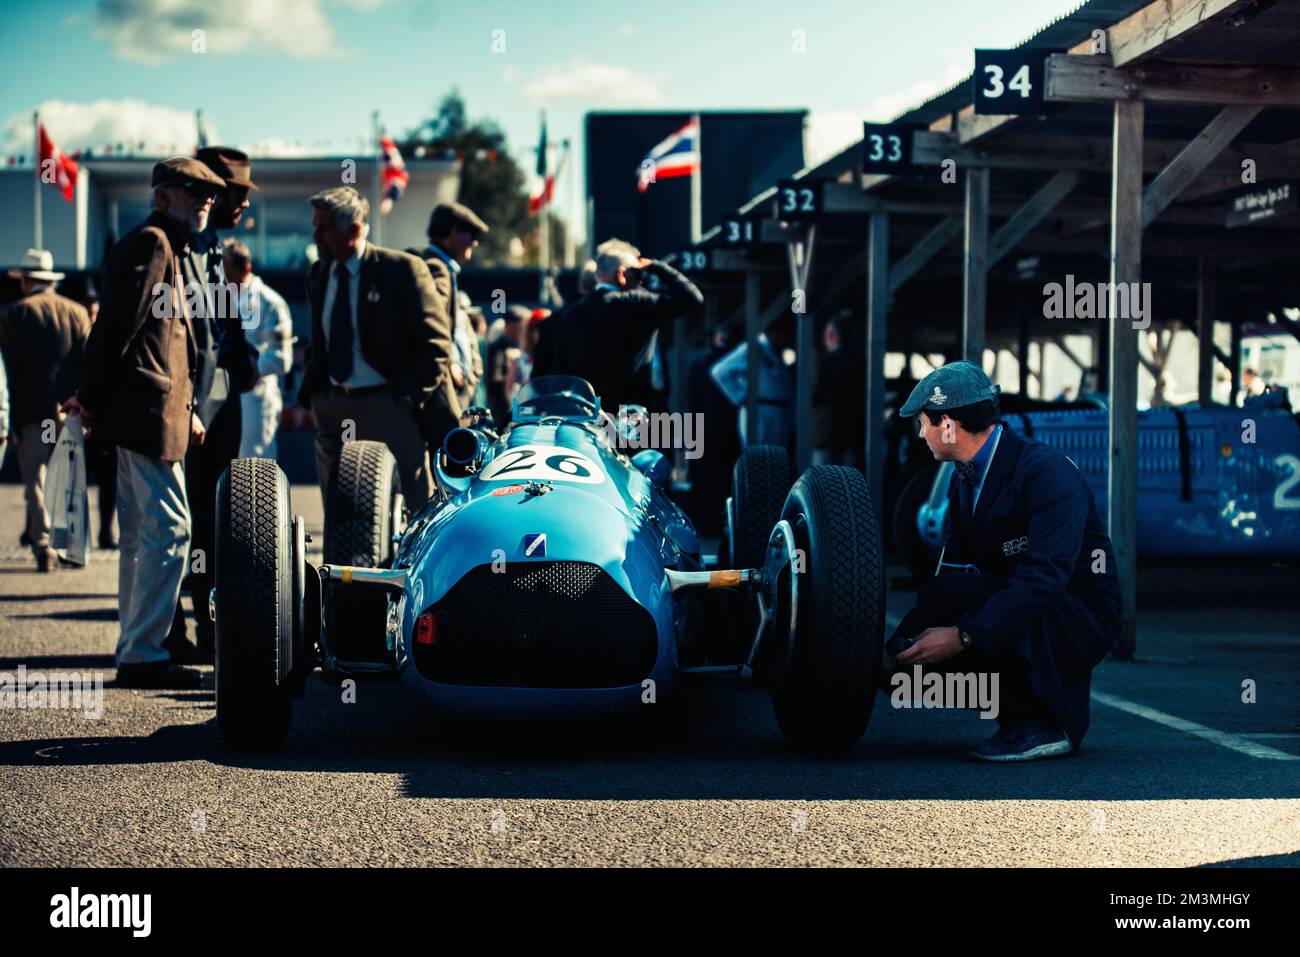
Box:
[899,360,1000,416]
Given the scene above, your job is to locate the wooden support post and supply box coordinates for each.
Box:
[788,226,817,474]
[866,212,890,517]
[744,270,761,448]
[1197,259,1216,406]
[963,167,990,364]
[1108,98,1144,659]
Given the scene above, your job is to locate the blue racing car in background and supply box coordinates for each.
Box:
[211,375,884,753]
[892,389,1300,580]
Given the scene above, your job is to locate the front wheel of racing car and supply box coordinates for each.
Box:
[723,445,792,660]
[324,440,403,663]
[214,458,298,749]
[766,465,885,755]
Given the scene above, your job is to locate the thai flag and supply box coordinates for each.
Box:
[636,118,699,193]
[380,135,408,215]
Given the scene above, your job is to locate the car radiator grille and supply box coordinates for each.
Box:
[413,561,659,688]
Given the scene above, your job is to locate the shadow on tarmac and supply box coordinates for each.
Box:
[1,673,1297,804]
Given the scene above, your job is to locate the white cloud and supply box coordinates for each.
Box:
[805,112,865,169]
[1,100,218,159]
[91,0,386,64]
[521,59,665,107]
[859,61,971,123]
[804,60,971,168]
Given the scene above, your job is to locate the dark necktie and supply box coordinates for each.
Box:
[328,261,353,384]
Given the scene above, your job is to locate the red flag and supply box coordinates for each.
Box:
[38,124,79,202]
[529,139,568,216]
[379,135,408,215]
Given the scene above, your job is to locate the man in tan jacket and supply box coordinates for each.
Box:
[68,156,224,689]
[0,249,90,571]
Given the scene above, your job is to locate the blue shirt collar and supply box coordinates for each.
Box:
[425,243,460,274]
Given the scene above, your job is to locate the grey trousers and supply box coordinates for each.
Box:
[312,388,432,513]
[16,422,55,560]
[115,448,190,666]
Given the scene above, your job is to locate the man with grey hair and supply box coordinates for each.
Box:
[531,238,702,413]
[66,156,223,688]
[299,186,451,513]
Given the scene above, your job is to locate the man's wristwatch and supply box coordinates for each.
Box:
[959,630,974,650]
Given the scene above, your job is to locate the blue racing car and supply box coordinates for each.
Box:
[211,375,885,753]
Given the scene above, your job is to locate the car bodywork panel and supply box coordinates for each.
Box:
[392,412,702,715]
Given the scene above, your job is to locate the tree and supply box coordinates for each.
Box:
[402,90,569,268]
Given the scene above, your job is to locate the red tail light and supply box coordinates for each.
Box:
[415,610,438,646]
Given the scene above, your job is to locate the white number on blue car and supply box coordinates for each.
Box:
[479,445,605,485]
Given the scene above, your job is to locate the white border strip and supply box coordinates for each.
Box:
[1092,690,1300,761]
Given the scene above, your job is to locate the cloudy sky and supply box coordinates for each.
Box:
[0,0,1079,225]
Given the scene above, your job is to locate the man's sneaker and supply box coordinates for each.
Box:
[115,662,204,689]
[969,719,1073,762]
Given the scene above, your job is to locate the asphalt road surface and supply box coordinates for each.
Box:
[2,484,1297,867]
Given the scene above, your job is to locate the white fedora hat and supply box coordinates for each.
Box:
[7,248,65,282]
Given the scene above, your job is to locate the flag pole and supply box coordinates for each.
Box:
[538,110,549,305]
[371,110,383,247]
[33,109,42,249]
[563,138,575,268]
[689,112,701,243]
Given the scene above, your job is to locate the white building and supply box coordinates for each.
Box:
[0,155,461,272]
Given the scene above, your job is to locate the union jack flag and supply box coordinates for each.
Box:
[380,135,408,215]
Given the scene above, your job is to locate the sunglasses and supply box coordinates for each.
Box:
[174,180,223,198]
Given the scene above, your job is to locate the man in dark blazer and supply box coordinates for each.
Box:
[0,249,90,571]
[299,187,454,513]
[67,156,224,689]
[531,238,703,414]
[887,360,1122,762]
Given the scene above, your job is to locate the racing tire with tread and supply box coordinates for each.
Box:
[726,446,792,661]
[769,465,885,755]
[324,441,401,663]
[892,463,942,583]
[215,458,295,749]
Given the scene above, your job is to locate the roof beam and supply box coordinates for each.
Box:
[1046,53,1300,106]
[1069,0,1253,68]
[988,170,1082,266]
[914,129,1300,177]
[890,216,962,293]
[1142,104,1262,227]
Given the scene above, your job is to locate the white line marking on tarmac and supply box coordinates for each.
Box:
[34,743,100,759]
[1091,690,1300,761]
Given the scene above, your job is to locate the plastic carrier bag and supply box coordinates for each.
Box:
[46,414,89,567]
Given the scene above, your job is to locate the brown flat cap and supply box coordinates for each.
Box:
[196,146,258,190]
[152,155,225,192]
[428,201,489,239]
